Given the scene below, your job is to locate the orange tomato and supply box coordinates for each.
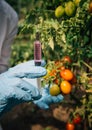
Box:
[49,84,60,96]
[60,80,72,94]
[66,123,75,130]
[60,69,73,81]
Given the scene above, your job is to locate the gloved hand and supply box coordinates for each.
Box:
[0,60,46,117]
[34,85,64,109]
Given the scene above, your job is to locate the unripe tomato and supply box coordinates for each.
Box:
[66,123,75,130]
[74,0,80,6]
[55,5,65,18]
[65,1,76,17]
[49,84,60,96]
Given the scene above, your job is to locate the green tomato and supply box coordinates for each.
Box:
[74,0,81,6]
[65,1,76,17]
[55,5,65,18]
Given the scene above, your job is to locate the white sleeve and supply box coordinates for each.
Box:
[0,11,18,73]
[0,12,8,55]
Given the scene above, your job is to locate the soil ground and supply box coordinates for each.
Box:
[0,103,66,130]
[0,102,91,130]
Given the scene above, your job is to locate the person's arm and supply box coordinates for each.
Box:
[0,7,18,73]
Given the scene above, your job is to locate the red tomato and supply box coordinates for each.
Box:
[66,123,75,130]
[73,115,82,124]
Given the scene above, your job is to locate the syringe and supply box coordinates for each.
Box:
[34,32,42,90]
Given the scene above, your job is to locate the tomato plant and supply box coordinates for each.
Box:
[13,0,92,128]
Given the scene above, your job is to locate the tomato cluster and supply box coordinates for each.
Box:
[55,0,80,18]
[66,114,82,130]
[43,56,77,96]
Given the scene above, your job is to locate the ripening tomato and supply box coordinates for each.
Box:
[89,1,92,13]
[49,84,60,96]
[60,66,65,70]
[60,80,72,94]
[60,69,74,81]
[66,123,75,130]
[63,56,72,63]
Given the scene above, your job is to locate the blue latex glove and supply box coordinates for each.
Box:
[0,60,46,117]
[34,85,64,109]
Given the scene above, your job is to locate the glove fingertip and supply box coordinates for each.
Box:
[57,94,64,101]
[51,94,64,103]
[34,101,49,110]
[40,104,49,109]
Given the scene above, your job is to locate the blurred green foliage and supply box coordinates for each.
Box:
[10,0,92,65]
[17,1,91,59]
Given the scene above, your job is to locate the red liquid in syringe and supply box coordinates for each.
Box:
[34,40,41,66]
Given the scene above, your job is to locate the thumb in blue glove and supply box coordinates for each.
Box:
[34,85,64,109]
